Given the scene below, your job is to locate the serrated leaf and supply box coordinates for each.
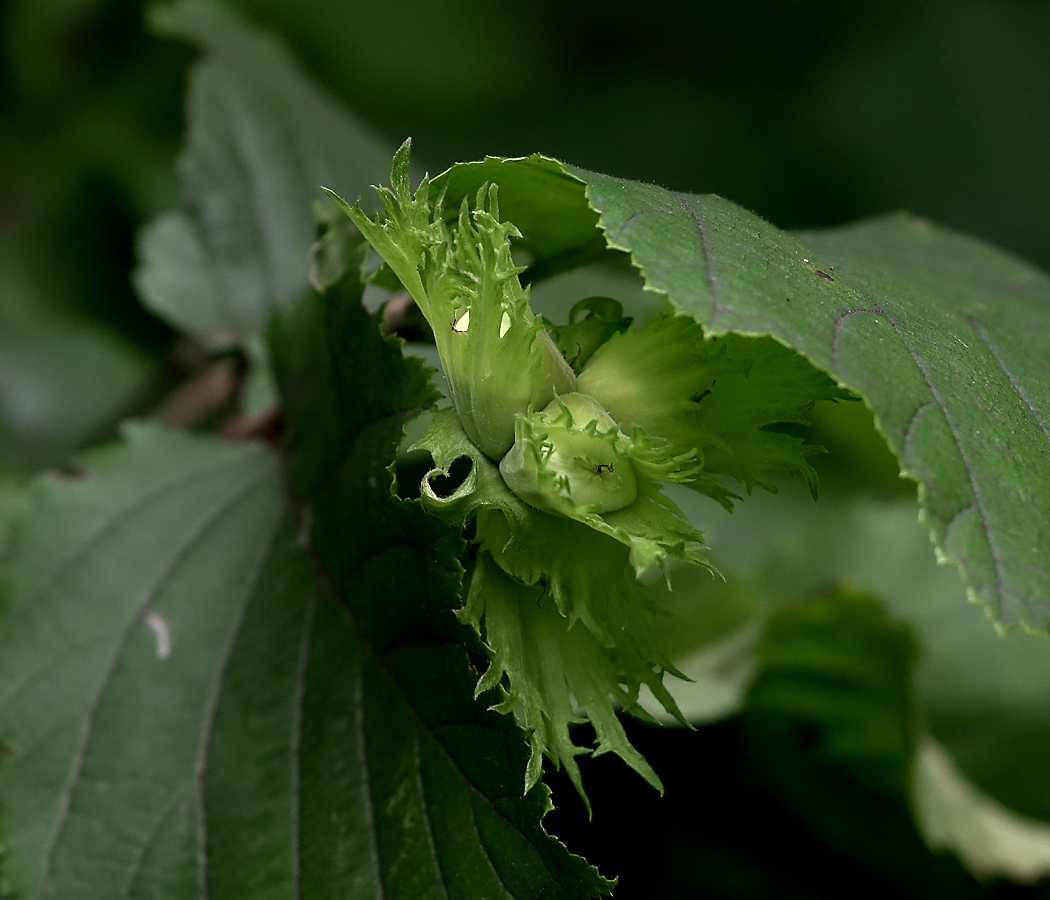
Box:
[0,298,610,897]
[577,179,1050,631]
[133,0,395,350]
[432,158,1050,631]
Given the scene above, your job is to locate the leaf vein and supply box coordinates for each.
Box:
[902,401,934,462]
[610,208,671,242]
[38,459,274,892]
[842,278,1008,614]
[289,591,316,900]
[672,193,726,326]
[413,731,450,900]
[192,477,284,900]
[25,447,255,612]
[466,794,515,900]
[0,632,111,714]
[962,312,1050,446]
[353,654,387,900]
[120,781,195,898]
[942,502,977,551]
[831,307,878,370]
[313,550,572,894]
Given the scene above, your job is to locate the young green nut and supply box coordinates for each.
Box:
[499,392,638,516]
[445,316,576,462]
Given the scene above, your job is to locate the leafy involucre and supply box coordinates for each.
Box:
[413,411,689,805]
[462,553,676,808]
[578,317,851,503]
[348,147,855,803]
[330,140,574,461]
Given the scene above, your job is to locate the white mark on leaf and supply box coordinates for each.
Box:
[145,611,172,660]
[453,311,470,333]
[499,312,511,338]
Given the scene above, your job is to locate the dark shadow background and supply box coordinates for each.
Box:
[3,0,1049,359]
[2,0,1049,895]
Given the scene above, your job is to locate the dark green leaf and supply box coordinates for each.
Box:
[744,585,928,879]
[0,424,285,899]
[578,176,1050,631]
[434,157,1050,630]
[133,0,395,350]
[0,294,609,899]
[269,270,611,899]
[267,254,437,500]
[724,490,1050,826]
[747,585,918,797]
[677,473,1050,879]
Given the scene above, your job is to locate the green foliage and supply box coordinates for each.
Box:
[677,477,1050,885]
[333,141,575,461]
[0,273,152,473]
[134,0,394,351]
[0,272,612,899]
[577,316,851,505]
[343,150,860,810]
[435,157,1050,632]
[3,3,1050,897]
[583,175,1050,632]
[743,585,930,877]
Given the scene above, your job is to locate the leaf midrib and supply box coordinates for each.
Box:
[306,536,549,900]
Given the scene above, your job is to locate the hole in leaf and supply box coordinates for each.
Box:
[427,455,473,498]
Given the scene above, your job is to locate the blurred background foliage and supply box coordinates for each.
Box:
[3,0,1050,475]
[2,0,1050,896]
